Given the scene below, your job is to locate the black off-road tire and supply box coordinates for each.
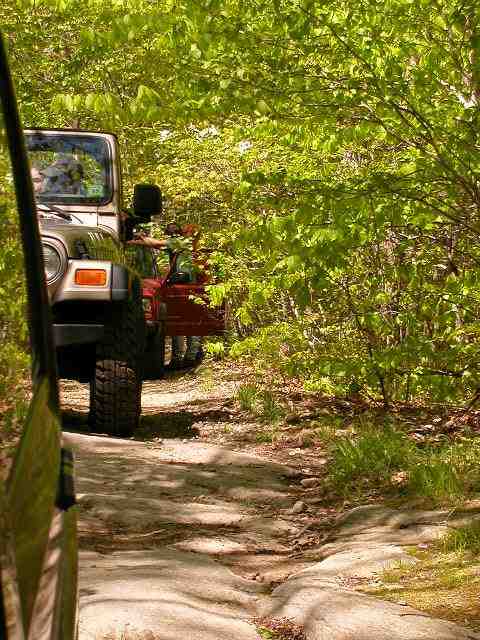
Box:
[90,280,145,436]
[143,329,166,380]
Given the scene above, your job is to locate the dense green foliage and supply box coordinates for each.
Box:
[331,422,480,502]
[3,0,480,405]
[0,123,30,464]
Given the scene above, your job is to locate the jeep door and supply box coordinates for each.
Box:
[126,245,166,326]
[0,34,77,640]
[162,251,225,336]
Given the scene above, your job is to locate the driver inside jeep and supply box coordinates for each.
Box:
[30,166,45,195]
[41,154,86,196]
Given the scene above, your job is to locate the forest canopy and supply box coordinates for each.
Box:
[3,0,480,406]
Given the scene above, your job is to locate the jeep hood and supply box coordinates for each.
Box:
[39,220,121,261]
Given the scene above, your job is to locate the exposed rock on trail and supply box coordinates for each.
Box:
[263,575,480,640]
[260,506,480,639]
[66,432,299,555]
[80,549,263,640]
[65,427,305,640]
[62,372,480,640]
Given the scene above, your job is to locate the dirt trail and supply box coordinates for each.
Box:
[62,367,480,640]
[62,371,322,579]
[62,368,318,639]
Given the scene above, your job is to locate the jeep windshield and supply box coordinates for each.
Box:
[25,131,112,205]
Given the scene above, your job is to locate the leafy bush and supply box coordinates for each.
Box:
[204,340,225,358]
[408,459,463,501]
[0,137,31,476]
[258,390,284,423]
[331,423,415,488]
[236,383,260,412]
[329,421,480,503]
[7,0,480,407]
[235,383,284,424]
[442,521,480,555]
[408,441,480,501]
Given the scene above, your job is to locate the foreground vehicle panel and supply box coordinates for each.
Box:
[0,34,77,640]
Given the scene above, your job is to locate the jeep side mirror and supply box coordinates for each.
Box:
[133,184,162,221]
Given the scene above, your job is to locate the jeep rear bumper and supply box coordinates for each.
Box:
[53,323,104,347]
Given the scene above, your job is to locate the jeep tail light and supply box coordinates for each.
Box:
[75,269,107,286]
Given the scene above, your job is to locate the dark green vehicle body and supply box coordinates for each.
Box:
[0,34,78,640]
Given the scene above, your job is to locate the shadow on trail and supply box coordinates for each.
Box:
[138,411,200,438]
[62,408,89,431]
[64,430,297,559]
[138,408,233,439]
[62,407,233,440]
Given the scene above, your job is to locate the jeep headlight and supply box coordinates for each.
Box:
[42,243,62,283]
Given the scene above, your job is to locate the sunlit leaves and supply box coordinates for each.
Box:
[5,0,480,402]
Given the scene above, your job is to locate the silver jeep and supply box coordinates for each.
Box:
[25,128,162,436]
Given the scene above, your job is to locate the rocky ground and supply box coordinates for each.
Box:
[61,365,480,640]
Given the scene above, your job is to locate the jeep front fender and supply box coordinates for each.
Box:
[50,260,130,304]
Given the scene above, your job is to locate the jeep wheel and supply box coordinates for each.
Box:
[90,281,145,436]
[143,329,166,380]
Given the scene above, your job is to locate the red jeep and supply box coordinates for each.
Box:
[128,245,225,378]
